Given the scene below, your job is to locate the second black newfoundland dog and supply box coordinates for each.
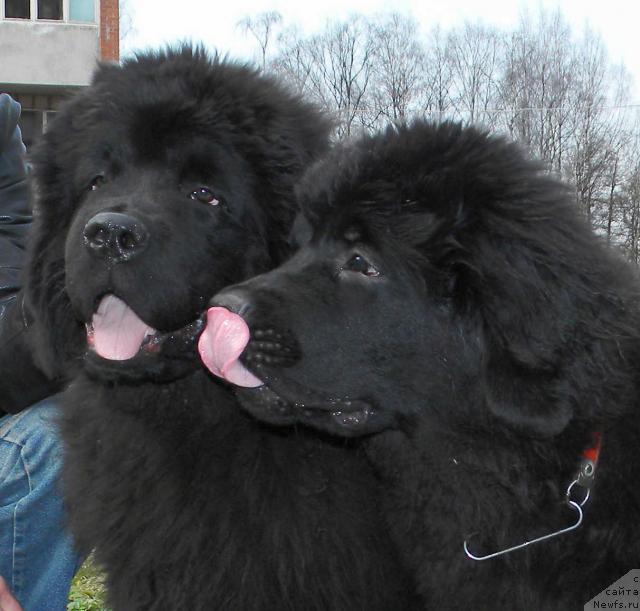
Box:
[25,48,413,609]
[204,121,640,609]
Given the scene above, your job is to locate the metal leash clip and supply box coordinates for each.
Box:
[464,433,602,562]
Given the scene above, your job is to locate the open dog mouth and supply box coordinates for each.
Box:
[198,307,376,433]
[86,294,204,363]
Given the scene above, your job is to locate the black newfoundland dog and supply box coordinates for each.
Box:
[203,121,640,610]
[25,48,413,609]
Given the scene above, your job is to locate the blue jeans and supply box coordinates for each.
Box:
[0,398,82,610]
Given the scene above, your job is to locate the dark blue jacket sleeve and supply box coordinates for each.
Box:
[0,93,61,414]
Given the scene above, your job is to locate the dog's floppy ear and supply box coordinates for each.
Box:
[455,242,579,438]
[482,341,573,437]
[461,226,632,438]
[416,123,637,437]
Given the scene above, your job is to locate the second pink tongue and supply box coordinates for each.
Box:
[198,307,264,388]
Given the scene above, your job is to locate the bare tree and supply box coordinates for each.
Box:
[368,14,425,125]
[317,17,374,136]
[237,11,283,71]
[597,65,635,242]
[421,25,456,121]
[269,25,315,96]
[567,28,626,225]
[263,9,639,256]
[119,0,136,47]
[272,16,374,138]
[499,10,576,170]
[447,21,501,127]
[619,145,640,262]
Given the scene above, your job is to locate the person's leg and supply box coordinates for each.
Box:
[0,398,82,611]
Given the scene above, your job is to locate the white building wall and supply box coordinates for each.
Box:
[0,20,99,88]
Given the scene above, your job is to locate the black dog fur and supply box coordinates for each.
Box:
[25,48,413,610]
[212,121,640,610]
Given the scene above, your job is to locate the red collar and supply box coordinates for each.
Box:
[576,431,603,489]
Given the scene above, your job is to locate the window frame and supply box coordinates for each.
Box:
[36,0,63,21]
[1,0,98,23]
[67,0,96,23]
[2,0,31,19]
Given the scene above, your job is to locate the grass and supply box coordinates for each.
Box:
[67,555,109,611]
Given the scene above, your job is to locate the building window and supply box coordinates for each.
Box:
[69,0,95,22]
[37,0,62,19]
[5,0,30,18]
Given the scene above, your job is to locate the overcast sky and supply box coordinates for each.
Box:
[121,0,640,96]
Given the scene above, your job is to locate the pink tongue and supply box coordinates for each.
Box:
[91,295,156,361]
[198,307,264,388]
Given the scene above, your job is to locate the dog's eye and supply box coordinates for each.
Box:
[88,175,106,191]
[342,254,380,277]
[189,187,221,206]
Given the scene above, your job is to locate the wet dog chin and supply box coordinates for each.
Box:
[233,383,382,437]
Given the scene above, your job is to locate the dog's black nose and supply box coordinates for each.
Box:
[83,212,149,262]
[212,287,252,317]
